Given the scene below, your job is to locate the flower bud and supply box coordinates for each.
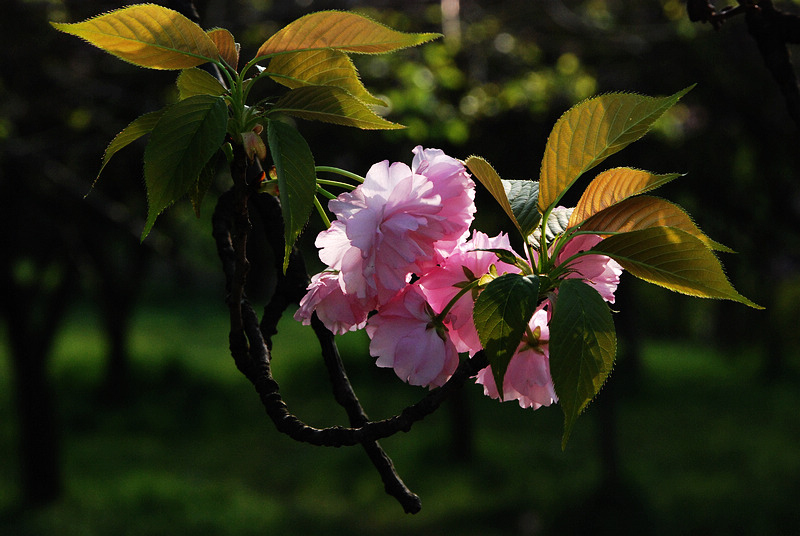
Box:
[241,130,266,162]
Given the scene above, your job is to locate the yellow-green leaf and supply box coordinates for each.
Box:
[538,87,692,213]
[255,10,440,58]
[581,195,733,252]
[208,28,238,71]
[592,227,761,308]
[465,156,521,233]
[176,68,226,100]
[268,86,402,130]
[568,167,682,228]
[51,4,219,70]
[268,49,385,106]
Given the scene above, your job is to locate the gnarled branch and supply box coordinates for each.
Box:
[212,143,486,513]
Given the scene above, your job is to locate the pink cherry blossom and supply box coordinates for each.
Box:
[557,234,623,303]
[318,147,475,305]
[366,284,459,388]
[417,231,521,355]
[411,146,476,269]
[293,270,371,335]
[475,308,557,409]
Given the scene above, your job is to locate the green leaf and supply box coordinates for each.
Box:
[464,156,524,235]
[473,273,540,399]
[535,206,574,245]
[267,120,317,272]
[51,4,220,70]
[189,151,220,218]
[538,87,693,212]
[549,279,616,449]
[267,49,385,106]
[591,227,762,308]
[95,109,164,187]
[176,68,226,100]
[142,94,228,239]
[581,195,733,252]
[503,180,541,238]
[255,10,440,58]
[269,86,402,130]
[568,167,683,228]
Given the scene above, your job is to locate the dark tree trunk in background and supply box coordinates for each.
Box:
[0,251,76,507]
[8,341,64,507]
[89,243,151,403]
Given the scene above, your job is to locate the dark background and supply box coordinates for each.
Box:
[1,1,799,534]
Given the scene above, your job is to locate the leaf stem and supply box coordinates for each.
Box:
[316,165,365,183]
[434,279,481,324]
[315,184,337,200]
[317,178,356,191]
[313,194,332,228]
[536,206,553,272]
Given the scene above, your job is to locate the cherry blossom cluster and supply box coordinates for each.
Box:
[295,147,622,410]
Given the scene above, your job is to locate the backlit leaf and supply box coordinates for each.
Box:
[581,195,733,252]
[267,120,317,271]
[550,279,616,449]
[176,68,226,100]
[568,167,682,228]
[142,95,228,239]
[591,227,761,308]
[95,109,164,186]
[269,86,402,129]
[473,273,540,399]
[268,49,385,106]
[465,156,521,234]
[51,4,219,70]
[256,10,440,58]
[538,87,692,212]
[208,28,238,71]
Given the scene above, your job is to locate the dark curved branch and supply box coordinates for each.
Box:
[232,280,487,446]
[308,313,421,512]
[245,191,422,512]
[686,0,800,128]
[212,142,488,513]
[744,0,800,127]
[248,193,310,347]
[245,192,423,512]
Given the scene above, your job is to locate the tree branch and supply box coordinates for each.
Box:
[686,0,800,128]
[212,160,487,512]
[247,191,422,512]
[743,0,800,127]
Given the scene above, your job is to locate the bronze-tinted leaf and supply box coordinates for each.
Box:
[208,28,238,71]
[568,167,682,228]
